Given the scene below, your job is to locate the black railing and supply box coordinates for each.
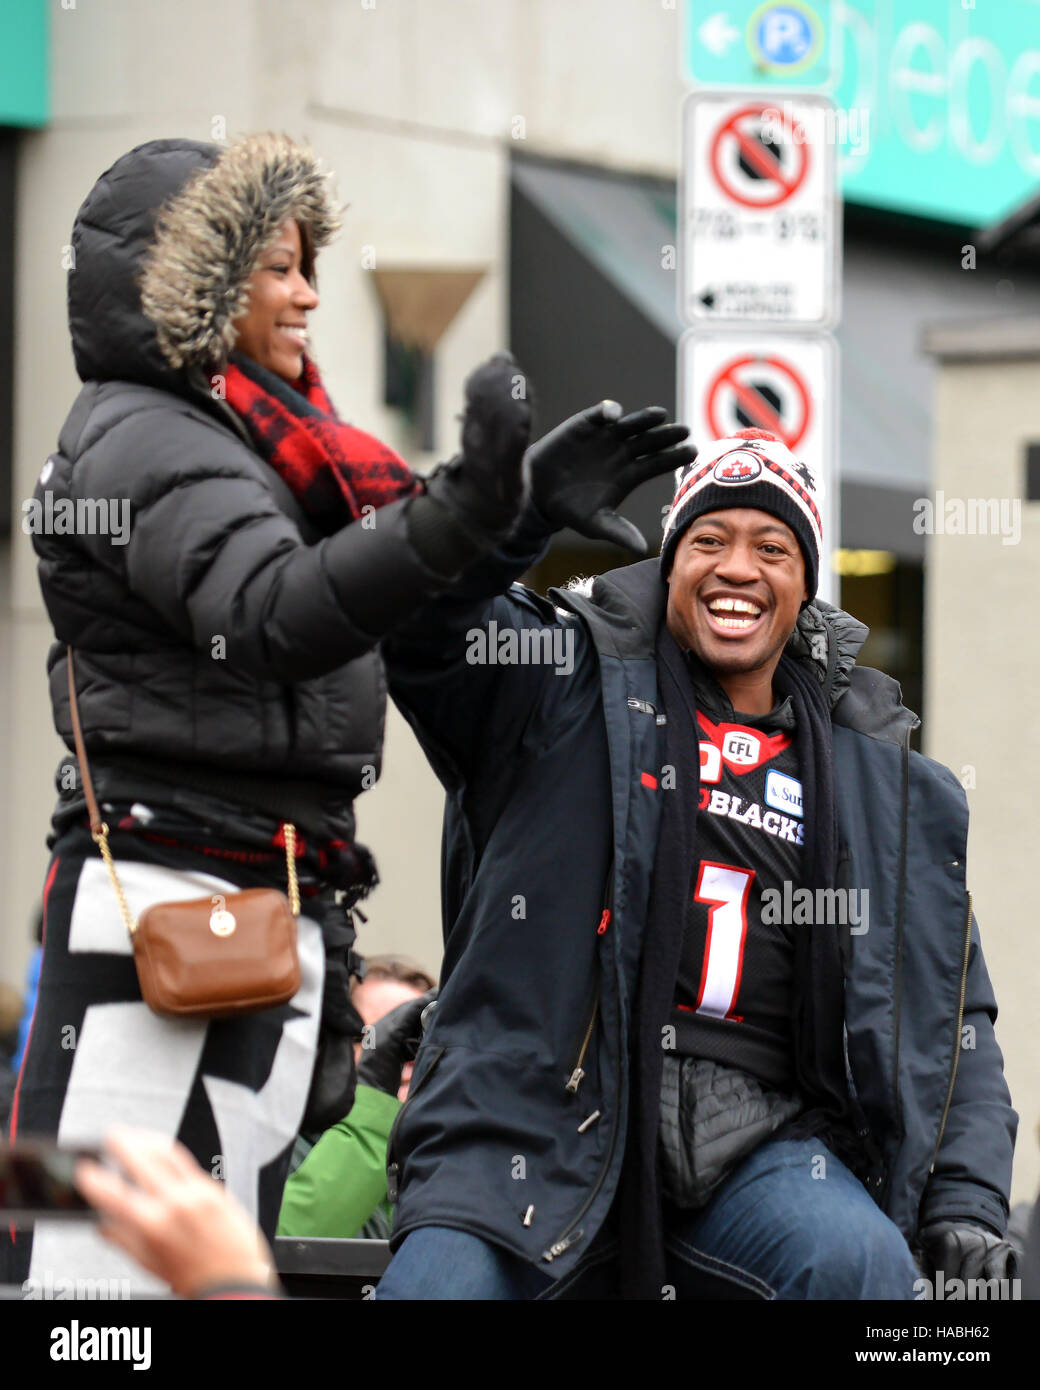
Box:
[273,1236,390,1299]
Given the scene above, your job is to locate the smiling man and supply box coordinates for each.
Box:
[662,452,813,717]
[377,424,1018,1301]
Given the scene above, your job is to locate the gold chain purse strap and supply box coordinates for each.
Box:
[66,649,299,930]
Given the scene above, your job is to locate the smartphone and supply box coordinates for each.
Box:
[0,1137,102,1224]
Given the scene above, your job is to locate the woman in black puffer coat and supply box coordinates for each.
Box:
[1,131,536,1292]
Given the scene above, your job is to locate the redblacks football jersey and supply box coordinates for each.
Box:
[672,702,803,1089]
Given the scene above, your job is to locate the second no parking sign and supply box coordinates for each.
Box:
[678,331,839,601]
[682,91,840,329]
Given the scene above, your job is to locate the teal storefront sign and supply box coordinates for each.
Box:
[685,0,1040,227]
[0,0,48,128]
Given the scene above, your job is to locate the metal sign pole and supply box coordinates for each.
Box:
[678,0,843,604]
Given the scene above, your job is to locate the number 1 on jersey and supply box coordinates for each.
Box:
[693,862,755,1020]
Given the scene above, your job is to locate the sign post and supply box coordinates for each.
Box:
[679,3,842,602]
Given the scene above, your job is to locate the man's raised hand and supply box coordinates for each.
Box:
[524,402,697,556]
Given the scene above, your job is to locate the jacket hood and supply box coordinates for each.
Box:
[68,133,343,389]
[553,559,919,744]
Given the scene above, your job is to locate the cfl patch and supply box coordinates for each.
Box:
[765,770,803,818]
[721,730,761,766]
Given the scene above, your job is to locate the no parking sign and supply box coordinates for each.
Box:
[710,103,810,209]
[682,91,840,328]
[678,331,838,600]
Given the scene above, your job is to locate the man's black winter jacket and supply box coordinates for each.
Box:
[383,539,1017,1286]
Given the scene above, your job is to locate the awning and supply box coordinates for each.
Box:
[511,157,682,343]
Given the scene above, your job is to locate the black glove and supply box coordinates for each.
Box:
[356,988,438,1097]
[422,353,532,544]
[523,402,697,556]
[299,895,368,1138]
[917,1220,1018,1284]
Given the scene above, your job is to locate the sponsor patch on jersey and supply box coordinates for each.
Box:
[765,769,803,818]
[721,730,761,766]
[713,452,763,484]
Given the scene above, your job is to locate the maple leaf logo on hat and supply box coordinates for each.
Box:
[713,450,763,483]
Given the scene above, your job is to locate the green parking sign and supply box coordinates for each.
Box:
[685,0,838,90]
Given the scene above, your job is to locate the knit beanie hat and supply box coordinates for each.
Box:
[659,428,823,598]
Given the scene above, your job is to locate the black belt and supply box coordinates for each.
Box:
[90,753,355,842]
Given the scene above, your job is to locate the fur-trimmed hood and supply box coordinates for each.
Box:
[67,133,342,391]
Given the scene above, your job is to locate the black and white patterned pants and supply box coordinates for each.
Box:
[1,825,324,1293]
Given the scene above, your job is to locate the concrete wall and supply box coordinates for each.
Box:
[923,343,1040,1205]
[2,0,686,988]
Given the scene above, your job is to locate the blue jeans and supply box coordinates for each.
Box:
[375,1137,919,1300]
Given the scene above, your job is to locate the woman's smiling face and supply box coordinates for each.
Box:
[231,219,318,381]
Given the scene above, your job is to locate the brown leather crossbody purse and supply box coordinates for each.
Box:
[67,650,302,1019]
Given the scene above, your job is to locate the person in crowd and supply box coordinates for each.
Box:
[352,956,437,1104]
[0,985,21,1064]
[9,906,43,1078]
[375,426,1018,1300]
[278,955,436,1239]
[288,953,437,1167]
[279,983,434,1240]
[3,128,694,1294]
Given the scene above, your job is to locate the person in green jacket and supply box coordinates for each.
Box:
[278,970,434,1239]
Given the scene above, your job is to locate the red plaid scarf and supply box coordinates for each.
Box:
[224,353,419,532]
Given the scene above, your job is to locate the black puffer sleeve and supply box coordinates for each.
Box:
[70,403,483,682]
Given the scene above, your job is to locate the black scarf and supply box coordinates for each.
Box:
[618,622,859,1299]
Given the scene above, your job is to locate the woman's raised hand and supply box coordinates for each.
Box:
[420,353,532,546]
